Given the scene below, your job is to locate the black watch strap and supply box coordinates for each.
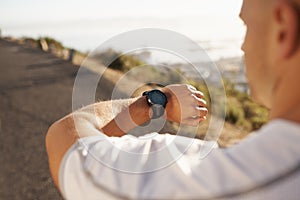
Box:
[151,104,165,119]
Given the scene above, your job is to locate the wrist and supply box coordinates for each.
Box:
[101,97,151,137]
[160,87,174,120]
[128,96,152,124]
[115,96,152,132]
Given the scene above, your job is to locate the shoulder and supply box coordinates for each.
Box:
[45,117,78,188]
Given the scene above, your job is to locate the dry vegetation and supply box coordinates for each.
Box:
[97,49,270,147]
[18,37,269,147]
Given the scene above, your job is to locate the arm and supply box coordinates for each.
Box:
[46,84,208,189]
[102,84,208,136]
[45,98,138,188]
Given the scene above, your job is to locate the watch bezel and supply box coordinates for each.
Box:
[143,89,168,107]
[143,89,168,119]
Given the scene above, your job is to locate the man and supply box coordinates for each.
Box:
[46,0,300,199]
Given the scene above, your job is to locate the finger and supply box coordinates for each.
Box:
[196,107,208,117]
[191,94,207,107]
[193,90,204,98]
[188,107,208,119]
[189,106,207,116]
[200,116,207,121]
[187,84,197,91]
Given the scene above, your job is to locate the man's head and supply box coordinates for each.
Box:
[240,0,300,109]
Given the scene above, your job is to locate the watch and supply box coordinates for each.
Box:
[143,89,168,119]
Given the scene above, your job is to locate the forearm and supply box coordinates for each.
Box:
[46,98,140,187]
[54,84,208,139]
[46,84,208,188]
[71,98,141,138]
[101,96,151,136]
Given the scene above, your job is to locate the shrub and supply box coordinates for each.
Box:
[93,49,145,72]
[190,80,269,132]
[38,37,64,49]
[226,98,245,124]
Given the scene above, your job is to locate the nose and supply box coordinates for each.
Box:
[241,41,245,53]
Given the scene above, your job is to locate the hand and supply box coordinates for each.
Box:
[161,84,208,126]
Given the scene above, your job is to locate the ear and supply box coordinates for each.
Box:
[273,1,299,59]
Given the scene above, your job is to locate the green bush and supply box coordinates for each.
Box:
[226,100,245,124]
[94,49,269,132]
[190,79,269,132]
[110,54,145,72]
[93,49,145,72]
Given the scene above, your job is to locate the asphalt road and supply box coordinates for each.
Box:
[0,39,116,199]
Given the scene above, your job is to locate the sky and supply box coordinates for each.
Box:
[0,0,245,59]
[0,0,243,24]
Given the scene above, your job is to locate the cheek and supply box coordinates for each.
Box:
[242,28,267,72]
[242,21,268,53]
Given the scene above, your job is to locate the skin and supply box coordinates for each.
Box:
[46,84,208,188]
[46,0,300,192]
[240,0,274,106]
[240,0,300,121]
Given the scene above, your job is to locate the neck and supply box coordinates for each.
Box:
[270,61,300,123]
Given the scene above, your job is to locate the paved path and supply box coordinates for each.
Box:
[0,39,121,199]
[0,38,182,199]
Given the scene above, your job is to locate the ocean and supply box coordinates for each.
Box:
[1,17,245,62]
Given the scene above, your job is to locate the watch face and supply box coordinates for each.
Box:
[149,90,167,106]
